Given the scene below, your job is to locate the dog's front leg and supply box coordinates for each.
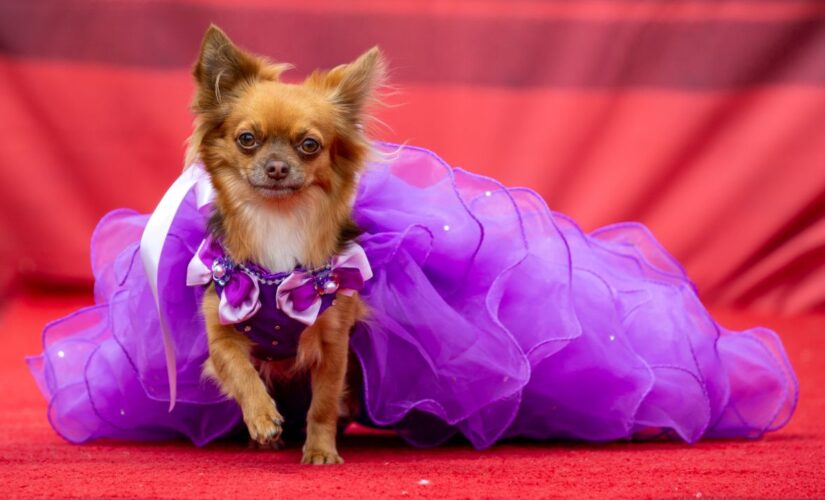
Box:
[202,290,284,445]
[298,303,354,465]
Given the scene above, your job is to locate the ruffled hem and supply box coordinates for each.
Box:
[28,142,798,448]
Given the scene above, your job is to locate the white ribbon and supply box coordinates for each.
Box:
[185,239,212,287]
[140,164,214,411]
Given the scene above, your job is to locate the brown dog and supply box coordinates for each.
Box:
[188,25,382,465]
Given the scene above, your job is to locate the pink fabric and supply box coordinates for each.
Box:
[277,243,373,325]
[217,276,261,326]
[185,240,212,287]
[186,237,262,325]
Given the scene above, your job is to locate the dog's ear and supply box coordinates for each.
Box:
[192,25,269,112]
[311,47,386,125]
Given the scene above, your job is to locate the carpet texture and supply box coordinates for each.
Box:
[1,290,823,498]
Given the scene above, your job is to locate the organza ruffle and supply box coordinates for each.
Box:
[27,143,798,448]
[27,208,241,445]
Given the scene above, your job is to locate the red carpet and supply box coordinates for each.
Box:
[1,290,823,498]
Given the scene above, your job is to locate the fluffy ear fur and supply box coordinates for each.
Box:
[187,25,289,165]
[305,47,386,166]
[193,25,258,113]
[192,25,288,113]
[307,47,386,125]
[330,47,386,124]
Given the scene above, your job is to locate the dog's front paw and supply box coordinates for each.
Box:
[301,448,344,465]
[248,435,285,450]
[243,399,284,446]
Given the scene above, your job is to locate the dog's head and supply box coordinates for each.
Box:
[189,25,384,210]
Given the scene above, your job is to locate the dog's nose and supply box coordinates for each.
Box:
[265,160,290,180]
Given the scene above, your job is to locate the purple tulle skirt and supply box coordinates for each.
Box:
[27,144,798,448]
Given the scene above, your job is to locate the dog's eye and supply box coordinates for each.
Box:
[298,138,321,155]
[237,132,258,150]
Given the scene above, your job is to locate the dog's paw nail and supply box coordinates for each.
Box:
[301,450,344,465]
[244,405,285,447]
[249,436,284,450]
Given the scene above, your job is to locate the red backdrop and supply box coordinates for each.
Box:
[1,0,824,314]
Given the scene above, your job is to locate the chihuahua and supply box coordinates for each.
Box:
[189,25,383,465]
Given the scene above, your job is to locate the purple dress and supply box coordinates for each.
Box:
[27,143,798,448]
[186,236,371,362]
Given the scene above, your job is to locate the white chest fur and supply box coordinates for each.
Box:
[239,203,311,273]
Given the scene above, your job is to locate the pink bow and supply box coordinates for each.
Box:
[277,243,373,325]
[186,238,261,325]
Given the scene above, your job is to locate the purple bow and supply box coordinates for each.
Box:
[277,243,373,325]
[289,268,366,312]
[186,237,261,325]
[187,238,372,326]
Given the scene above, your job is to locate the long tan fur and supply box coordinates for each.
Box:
[190,25,382,465]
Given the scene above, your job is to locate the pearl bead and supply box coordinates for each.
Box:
[271,340,279,346]
[274,325,281,330]
[609,335,616,341]
[57,350,65,358]
[243,325,252,333]
[443,225,451,231]
[321,278,339,294]
[212,262,226,278]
